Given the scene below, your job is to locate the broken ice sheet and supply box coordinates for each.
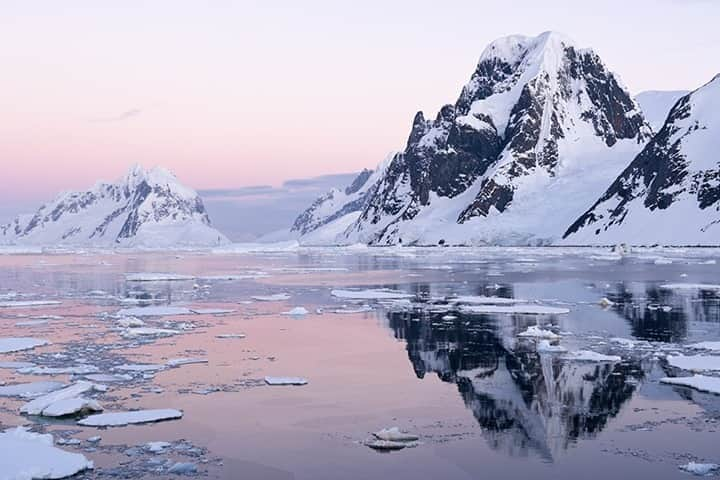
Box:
[330,289,413,300]
[78,409,183,427]
[459,304,570,315]
[116,306,194,317]
[0,337,50,353]
[251,293,291,302]
[0,381,65,398]
[0,427,93,479]
[264,376,308,386]
[661,375,720,395]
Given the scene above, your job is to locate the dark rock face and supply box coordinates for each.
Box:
[337,33,649,244]
[564,77,720,241]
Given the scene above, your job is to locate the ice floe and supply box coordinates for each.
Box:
[561,351,621,362]
[189,308,237,315]
[659,283,720,291]
[679,462,720,475]
[537,340,568,353]
[661,375,720,395]
[281,307,309,316]
[21,381,98,416]
[78,409,183,427]
[0,381,65,398]
[0,361,36,370]
[688,342,720,352]
[0,300,62,308]
[116,306,193,317]
[667,355,720,372]
[373,427,419,442]
[40,397,103,417]
[459,304,570,315]
[0,337,49,353]
[264,376,308,386]
[331,289,414,300]
[0,427,93,479]
[125,273,194,282]
[120,327,180,338]
[114,363,166,373]
[517,325,560,339]
[215,333,246,339]
[166,358,208,367]
[83,374,132,383]
[17,365,100,375]
[251,293,291,302]
[449,295,523,305]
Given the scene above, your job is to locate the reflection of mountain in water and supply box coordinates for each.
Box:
[387,307,643,460]
[607,283,720,343]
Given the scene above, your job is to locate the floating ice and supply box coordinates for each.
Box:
[15,319,49,327]
[282,307,309,316]
[125,273,194,282]
[659,283,720,291]
[83,374,132,383]
[166,358,208,367]
[373,427,419,442]
[78,409,183,427]
[679,462,720,475]
[364,439,410,450]
[18,365,100,375]
[0,300,62,308]
[190,308,237,315]
[215,334,246,339]
[561,351,621,362]
[517,325,560,339]
[537,340,567,353]
[264,376,308,386]
[688,342,720,352]
[0,361,36,370]
[168,462,198,475]
[21,381,98,416]
[0,427,93,479]
[251,293,291,302]
[459,304,570,315]
[449,295,522,304]
[40,397,103,417]
[144,441,172,453]
[330,289,413,300]
[0,381,65,398]
[667,355,720,372]
[116,306,193,317]
[114,363,166,372]
[598,297,615,307]
[120,327,180,338]
[0,337,50,354]
[116,317,145,328]
[661,375,720,395]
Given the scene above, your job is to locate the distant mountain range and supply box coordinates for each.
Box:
[0,165,227,247]
[292,32,719,246]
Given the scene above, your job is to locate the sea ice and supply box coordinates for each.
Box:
[120,327,180,338]
[373,427,419,442]
[40,397,103,417]
[166,358,208,367]
[517,325,560,339]
[83,374,132,383]
[189,308,237,315]
[449,295,522,304]
[330,289,414,300]
[264,376,308,386]
[251,293,291,302]
[679,462,720,475]
[0,337,50,354]
[537,340,568,353]
[459,304,570,315]
[661,375,720,395]
[667,355,720,372]
[281,307,309,316]
[78,409,183,427]
[18,365,100,375]
[125,273,194,282]
[688,342,720,352]
[0,427,93,479]
[561,351,621,362]
[116,306,193,317]
[144,441,172,453]
[0,300,62,308]
[114,363,166,372]
[0,381,65,398]
[21,381,98,415]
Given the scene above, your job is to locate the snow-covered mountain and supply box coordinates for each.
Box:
[295,31,652,245]
[0,165,228,247]
[635,90,689,131]
[564,75,720,245]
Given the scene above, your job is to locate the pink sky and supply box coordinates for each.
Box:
[1,0,718,202]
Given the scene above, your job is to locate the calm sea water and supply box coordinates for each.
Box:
[1,246,719,479]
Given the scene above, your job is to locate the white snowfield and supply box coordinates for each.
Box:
[78,409,183,427]
[0,164,228,248]
[0,427,93,480]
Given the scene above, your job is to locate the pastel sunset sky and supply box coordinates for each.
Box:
[2,0,718,207]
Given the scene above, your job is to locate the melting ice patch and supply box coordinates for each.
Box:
[116,306,193,317]
[331,289,414,300]
[78,409,183,427]
[667,355,720,372]
[251,293,291,302]
[661,375,720,395]
[265,376,308,386]
[0,337,49,354]
[0,427,93,480]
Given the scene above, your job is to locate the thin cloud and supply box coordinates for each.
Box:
[89,108,143,123]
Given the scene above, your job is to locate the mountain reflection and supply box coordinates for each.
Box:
[387,307,644,460]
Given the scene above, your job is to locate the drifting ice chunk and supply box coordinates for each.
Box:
[281,307,309,316]
[166,358,208,367]
[0,427,93,479]
[114,364,166,372]
[120,327,179,338]
[0,361,36,370]
[373,427,419,442]
[661,375,720,395]
[0,381,65,398]
[449,296,523,305]
[78,409,183,427]
[251,293,291,302]
[537,340,567,353]
[125,273,194,282]
[83,374,132,383]
[0,300,62,308]
[216,334,246,339]
[517,325,560,339]
[561,351,621,362]
[667,355,720,372]
[659,283,720,291]
[190,308,237,315]
[679,462,720,475]
[264,376,308,386]
[116,306,193,317]
[0,337,49,353]
[116,317,145,328]
[144,441,172,453]
[168,462,198,475]
[18,365,100,375]
[331,289,413,300]
[598,297,615,307]
[688,342,720,352]
[364,439,411,450]
[21,381,97,415]
[459,305,570,315]
[40,397,103,417]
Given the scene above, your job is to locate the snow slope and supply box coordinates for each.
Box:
[296,32,651,245]
[0,165,228,247]
[635,90,689,131]
[565,75,720,245]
